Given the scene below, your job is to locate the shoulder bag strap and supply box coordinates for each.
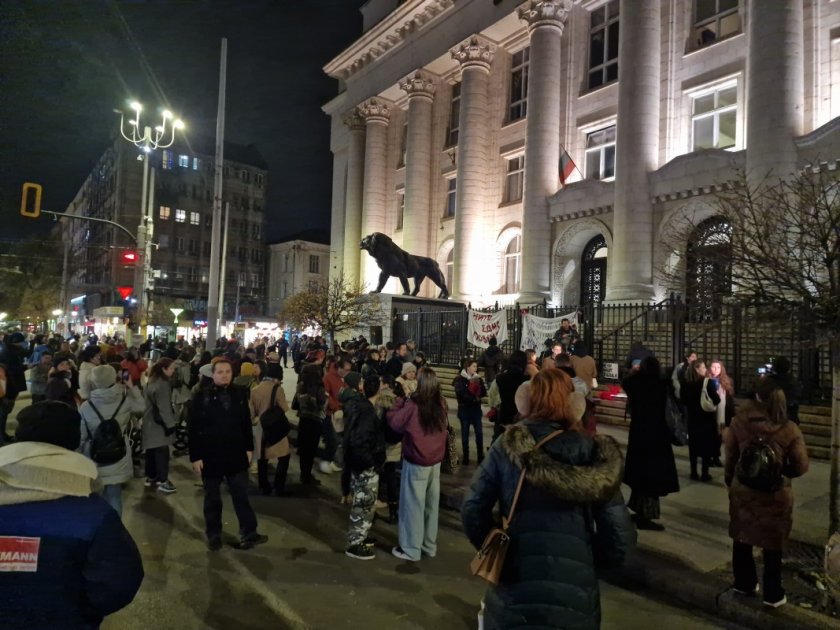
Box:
[86,399,106,424]
[270,383,280,409]
[502,428,565,529]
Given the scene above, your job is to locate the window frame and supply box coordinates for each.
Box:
[178,154,190,168]
[584,124,617,181]
[159,205,171,221]
[693,0,740,49]
[174,208,186,223]
[308,254,320,274]
[189,211,200,226]
[503,155,525,204]
[587,0,620,90]
[502,234,522,294]
[443,177,457,218]
[689,79,739,151]
[446,83,461,147]
[508,47,530,122]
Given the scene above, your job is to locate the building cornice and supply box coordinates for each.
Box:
[324,0,456,81]
[550,205,612,223]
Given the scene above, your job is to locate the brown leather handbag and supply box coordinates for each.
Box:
[470,428,564,585]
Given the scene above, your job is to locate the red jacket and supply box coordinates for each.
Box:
[386,397,447,466]
[323,367,344,416]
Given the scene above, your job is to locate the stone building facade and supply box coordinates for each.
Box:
[267,237,330,317]
[323,0,840,307]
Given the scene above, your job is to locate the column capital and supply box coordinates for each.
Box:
[518,0,572,33]
[451,35,495,72]
[357,98,392,125]
[399,70,437,102]
[343,110,366,131]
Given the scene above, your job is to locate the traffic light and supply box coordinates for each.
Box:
[20,182,43,218]
[120,251,139,265]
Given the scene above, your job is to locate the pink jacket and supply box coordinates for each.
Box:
[386,397,447,467]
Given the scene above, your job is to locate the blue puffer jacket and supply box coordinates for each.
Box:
[462,421,635,630]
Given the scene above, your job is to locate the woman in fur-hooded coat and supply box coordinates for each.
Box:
[462,411,635,629]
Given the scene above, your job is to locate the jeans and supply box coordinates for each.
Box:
[346,468,379,547]
[144,446,170,483]
[398,460,440,561]
[733,541,784,602]
[459,407,483,463]
[203,469,258,541]
[102,484,123,516]
[258,455,290,492]
[297,416,322,480]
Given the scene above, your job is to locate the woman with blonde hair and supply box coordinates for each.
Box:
[462,368,634,629]
[724,378,809,607]
[709,359,736,467]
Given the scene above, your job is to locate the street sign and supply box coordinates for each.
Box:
[20,183,42,218]
[117,287,133,300]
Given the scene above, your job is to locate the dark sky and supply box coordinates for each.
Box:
[0,0,365,243]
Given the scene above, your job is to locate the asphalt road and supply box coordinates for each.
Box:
[101,455,736,630]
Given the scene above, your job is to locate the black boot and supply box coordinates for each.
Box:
[257,459,272,495]
[689,458,699,481]
[274,455,291,496]
[700,459,713,482]
[388,502,398,524]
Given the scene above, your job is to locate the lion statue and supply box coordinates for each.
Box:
[360,232,449,299]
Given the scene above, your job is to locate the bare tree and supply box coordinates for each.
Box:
[278,272,386,343]
[661,168,840,533]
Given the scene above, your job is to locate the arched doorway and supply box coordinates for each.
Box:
[686,216,731,321]
[580,235,608,306]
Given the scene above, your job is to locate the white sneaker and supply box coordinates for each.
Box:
[329,462,343,473]
[392,546,419,562]
[156,481,177,494]
[763,595,787,608]
[318,461,333,474]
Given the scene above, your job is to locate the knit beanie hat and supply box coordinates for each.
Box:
[90,365,117,391]
[401,362,417,376]
[343,371,363,391]
[15,401,81,450]
[239,362,255,377]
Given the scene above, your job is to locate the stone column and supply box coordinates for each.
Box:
[450,36,494,301]
[605,0,660,302]
[358,98,391,290]
[518,1,571,304]
[341,111,366,286]
[399,71,437,276]
[746,0,803,182]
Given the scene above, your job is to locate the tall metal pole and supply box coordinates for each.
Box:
[218,201,230,332]
[144,165,156,326]
[133,132,151,318]
[206,38,227,348]
[59,232,70,334]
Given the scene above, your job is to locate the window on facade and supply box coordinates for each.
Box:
[284,253,290,272]
[158,234,169,249]
[252,223,261,239]
[159,205,171,220]
[444,178,457,217]
[161,150,174,170]
[309,255,320,274]
[201,267,209,283]
[446,83,461,146]
[694,0,739,47]
[398,122,408,168]
[203,241,211,256]
[188,267,199,282]
[241,170,251,183]
[502,235,521,294]
[176,237,185,252]
[175,208,186,223]
[251,273,260,288]
[445,249,454,292]
[189,211,200,225]
[588,0,619,89]
[255,173,264,187]
[691,83,737,150]
[204,214,212,228]
[584,125,616,180]
[509,48,529,121]
[178,154,190,168]
[238,271,247,287]
[192,157,200,170]
[188,239,198,255]
[396,192,405,230]
[503,156,525,203]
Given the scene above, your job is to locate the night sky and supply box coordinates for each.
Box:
[0,0,365,243]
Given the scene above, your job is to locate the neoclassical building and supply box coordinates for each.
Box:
[323,0,840,307]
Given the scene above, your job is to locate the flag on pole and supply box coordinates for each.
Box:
[559,149,576,187]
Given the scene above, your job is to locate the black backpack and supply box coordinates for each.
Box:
[736,431,784,492]
[83,395,128,465]
[260,384,290,446]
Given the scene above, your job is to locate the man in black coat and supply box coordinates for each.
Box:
[189,357,268,551]
[385,342,407,378]
[0,332,29,443]
[491,350,529,440]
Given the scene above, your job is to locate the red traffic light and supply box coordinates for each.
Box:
[120,251,138,264]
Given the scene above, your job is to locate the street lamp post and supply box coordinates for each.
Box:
[117,102,184,331]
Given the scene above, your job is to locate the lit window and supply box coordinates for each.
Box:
[178,154,190,168]
[159,205,171,220]
[509,48,529,121]
[503,156,525,203]
[502,235,521,294]
[588,0,619,90]
[444,178,457,218]
[192,157,200,170]
[161,150,174,170]
[691,83,737,150]
[398,122,408,168]
[694,0,740,47]
[189,211,200,225]
[584,125,616,181]
[446,83,461,147]
[396,192,405,230]
[445,249,454,291]
[175,208,186,223]
[309,255,320,274]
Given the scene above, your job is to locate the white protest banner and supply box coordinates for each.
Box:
[467,310,509,348]
[520,311,578,351]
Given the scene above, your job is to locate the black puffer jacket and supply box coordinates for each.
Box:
[462,421,635,630]
[188,384,254,477]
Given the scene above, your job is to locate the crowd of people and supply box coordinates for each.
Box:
[0,324,814,626]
